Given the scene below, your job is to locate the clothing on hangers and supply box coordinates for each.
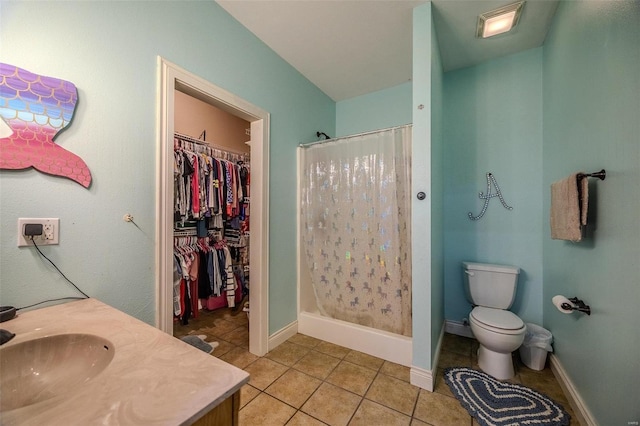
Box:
[173,134,249,319]
[173,235,242,320]
[174,137,250,226]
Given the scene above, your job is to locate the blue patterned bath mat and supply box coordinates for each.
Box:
[444,367,570,426]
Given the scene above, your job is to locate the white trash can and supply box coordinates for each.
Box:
[519,323,553,371]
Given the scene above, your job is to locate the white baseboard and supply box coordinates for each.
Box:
[268,320,298,351]
[444,319,474,338]
[298,311,412,366]
[549,354,596,426]
[410,322,445,393]
[432,321,445,375]
[410,365,434,391]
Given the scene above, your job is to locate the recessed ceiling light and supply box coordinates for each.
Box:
[477,1,525,39]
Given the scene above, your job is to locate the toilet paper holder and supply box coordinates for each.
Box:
[562,297,591,315]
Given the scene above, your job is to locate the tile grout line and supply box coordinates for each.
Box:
[253,340,426,425]
[261,342,418,425]
[181,316,573,426]
[255,343,346,426]
[202,323,417,424]
[300,346,366,425]
[342,361,383,425]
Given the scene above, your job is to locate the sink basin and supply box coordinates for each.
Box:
[0,333,114,412]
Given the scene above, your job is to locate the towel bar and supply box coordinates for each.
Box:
[577,169,606,181]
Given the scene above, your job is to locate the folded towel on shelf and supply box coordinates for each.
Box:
[550,173,588,242]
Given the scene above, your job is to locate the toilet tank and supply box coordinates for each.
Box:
[463,262,520,309]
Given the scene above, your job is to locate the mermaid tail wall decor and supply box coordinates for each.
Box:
[0,63,92,188]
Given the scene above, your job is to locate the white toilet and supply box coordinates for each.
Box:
[463,261,526,380]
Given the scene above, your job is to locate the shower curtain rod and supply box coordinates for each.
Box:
[299,124,412,148]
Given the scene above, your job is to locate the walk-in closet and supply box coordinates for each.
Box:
[172,91,251,350]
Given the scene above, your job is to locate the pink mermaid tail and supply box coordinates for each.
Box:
[0,63,92,188]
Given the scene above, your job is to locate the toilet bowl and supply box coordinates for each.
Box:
[462,262,525,380]
[469,306,525,380]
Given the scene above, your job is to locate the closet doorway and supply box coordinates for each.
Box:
[156,57,270,356]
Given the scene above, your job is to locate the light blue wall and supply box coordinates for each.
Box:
[0,1,335,333]
[430,15,444,363]
[542,1,640,423]
[333,10,441,373]
[411,3,434,371]
[443,48,544,325]
[335,82,412,138]
[334,6,443,374]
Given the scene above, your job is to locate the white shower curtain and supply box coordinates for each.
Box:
[300,126,412,336]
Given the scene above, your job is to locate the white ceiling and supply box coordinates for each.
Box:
[217,0,559,102]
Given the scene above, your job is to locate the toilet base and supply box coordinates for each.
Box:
[477,345,515,380]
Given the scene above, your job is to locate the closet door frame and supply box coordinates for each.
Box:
[156,57,270,356]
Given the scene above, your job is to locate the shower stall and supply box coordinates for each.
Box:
[297,125,413,366]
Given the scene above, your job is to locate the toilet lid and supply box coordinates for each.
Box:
[471,307,524,331]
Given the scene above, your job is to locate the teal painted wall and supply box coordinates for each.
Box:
[334,13,440,372]
[411,3,433,371]
[334,7,443,373]
[335,82,412,137]
[430,15,444,363]
[443,48,544,326]
[542,1,640,423]
[0,1,335,333]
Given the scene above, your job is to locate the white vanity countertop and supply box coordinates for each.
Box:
[0,298,249,425]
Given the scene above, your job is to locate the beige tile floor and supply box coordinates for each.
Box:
[174,309,578,426]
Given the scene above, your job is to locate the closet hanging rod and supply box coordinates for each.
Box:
[174,132,249,157]
[174,229,198,236]
[577,169,606,181]
[174,229,221,237]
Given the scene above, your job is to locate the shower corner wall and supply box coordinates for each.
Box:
[296,145,320,317]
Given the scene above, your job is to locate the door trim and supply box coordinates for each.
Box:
[156,57,270,356]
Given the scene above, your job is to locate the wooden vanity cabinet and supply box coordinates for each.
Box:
[192,391,240,426]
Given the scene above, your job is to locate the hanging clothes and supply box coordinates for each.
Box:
[173,237,198,324]
[173,133,249,320]
[173,136,250,227]
[173,234,243,318]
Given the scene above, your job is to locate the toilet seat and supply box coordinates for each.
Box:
[470,307,525,335]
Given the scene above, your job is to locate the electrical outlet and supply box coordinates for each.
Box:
[17,218,59,246]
